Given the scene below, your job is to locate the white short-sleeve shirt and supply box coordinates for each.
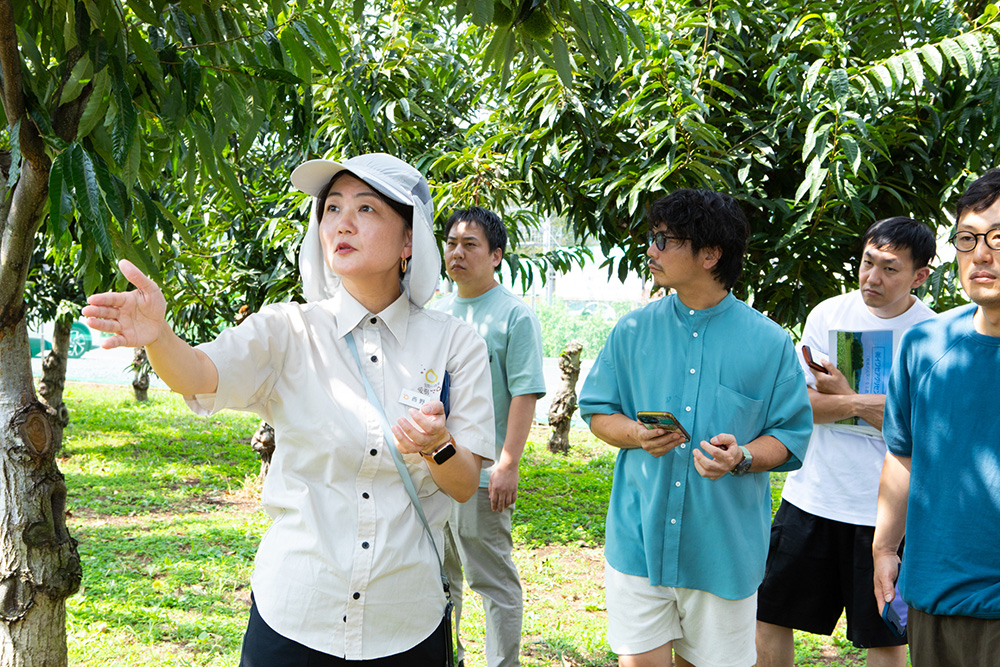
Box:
[185,290,495,659]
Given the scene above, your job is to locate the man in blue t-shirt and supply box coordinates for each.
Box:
[874,168,1000,667]
[579,189,812,667]
[434,206,546,667]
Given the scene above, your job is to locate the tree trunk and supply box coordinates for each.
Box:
[0,317,81,667]
[251,422,275,480]
[547,341,583,454]
[131,347,149,402]
[37,319,70,428]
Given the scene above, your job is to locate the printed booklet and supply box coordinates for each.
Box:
[826,329,895,438]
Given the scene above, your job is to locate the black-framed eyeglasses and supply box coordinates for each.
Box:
[948,229,1000,252]
[647,231,687,251]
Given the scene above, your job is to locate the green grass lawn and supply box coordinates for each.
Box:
[59,383,880,666]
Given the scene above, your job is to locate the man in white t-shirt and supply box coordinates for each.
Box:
[756,217,936,667]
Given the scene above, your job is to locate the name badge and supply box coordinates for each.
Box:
[399,388,428,409]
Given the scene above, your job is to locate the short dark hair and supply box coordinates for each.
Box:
[647,189,749,290]
[443,206,508,255]
[314,170,413,229]
[862,216,935,269]
[956,168,1000,223]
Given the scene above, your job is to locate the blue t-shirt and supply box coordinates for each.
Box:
[883,304,1000,618]
[579,292,812,600]
[434,285,546,487]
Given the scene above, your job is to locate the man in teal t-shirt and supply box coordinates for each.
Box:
[579,189,812,667]
[875,168,1000,667]
[434,206,546,667]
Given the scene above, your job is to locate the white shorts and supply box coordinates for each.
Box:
[604,561,757,667]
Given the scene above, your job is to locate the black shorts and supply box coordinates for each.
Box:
[756,500,906,649]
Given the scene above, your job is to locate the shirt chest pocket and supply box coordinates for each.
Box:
[712,383,764,446]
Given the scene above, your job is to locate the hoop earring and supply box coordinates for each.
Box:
[400,257,408,274]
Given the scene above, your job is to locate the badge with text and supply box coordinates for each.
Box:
[399,388,429,409]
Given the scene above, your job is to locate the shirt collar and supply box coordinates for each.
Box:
[670,290,737,321]
[332,289,411,345]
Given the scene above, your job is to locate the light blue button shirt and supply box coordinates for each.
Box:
[580,292,812,600]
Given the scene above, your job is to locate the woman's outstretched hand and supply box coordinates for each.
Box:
[82,259,167,349]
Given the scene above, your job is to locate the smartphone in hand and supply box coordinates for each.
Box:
[802,345,831,375]
[636,411,690,441]
[881,575,907,638]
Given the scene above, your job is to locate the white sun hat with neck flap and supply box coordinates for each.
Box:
[290,152,441,307]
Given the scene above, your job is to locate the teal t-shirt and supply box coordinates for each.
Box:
[579,293,812,600]
[884,304,1000,618]
[434,285,546,487]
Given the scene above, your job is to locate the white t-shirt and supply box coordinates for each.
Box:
[781,291,934,526]
[186,290,495,659]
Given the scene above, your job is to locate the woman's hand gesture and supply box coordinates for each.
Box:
[82,259,167,349]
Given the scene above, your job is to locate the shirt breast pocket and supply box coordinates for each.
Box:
[714,383,764,446]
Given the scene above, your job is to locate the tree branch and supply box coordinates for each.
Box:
[0,0,47,167]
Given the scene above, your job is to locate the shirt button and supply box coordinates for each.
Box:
[685,406,692,412]
[689,368,696,374]
[692,332,698,338]
[353,592,360,600]
[675,481,681,487]
[370,355,378,363]
[343,616,347,622]
[689,309,694,315]
[362,541,370,549]
[680,443,687,449]
[370,317,377,324]
[670,518,677,524]
[370,448,377,456]
[362,492,370,499]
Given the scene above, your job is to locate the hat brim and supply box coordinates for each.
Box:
[290,159,410,205]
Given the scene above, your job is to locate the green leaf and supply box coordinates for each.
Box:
[182,57,202,114]
[920,43,943,76]
[840,134,860,175]
[48,149,73,240]
[217,159,246,209]
[256,67,303,84]
[870,64,893,93]
[91,153,131,224]
[470,0,493,27]
[958,33,983,74]
[77,69,110,138]
[110,59,137,166]
[60,54,92,105]
[15,26,44,74]
[131,32,165,93]
[940,38,969,77]
[552,34,573,87]
[69,144,113,258]
[829,68,849,100]
[804,58,825,93]
[902,50,924,89]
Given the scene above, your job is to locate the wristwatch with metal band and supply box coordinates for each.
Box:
[421,435,457,465]
[730,445,753,476]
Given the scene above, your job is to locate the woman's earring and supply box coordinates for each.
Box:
[400,257,408,274]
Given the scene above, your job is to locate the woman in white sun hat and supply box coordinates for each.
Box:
[84,153,495,666]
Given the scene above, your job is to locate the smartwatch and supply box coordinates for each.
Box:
[421,435,457,465]
[730,445,753,476]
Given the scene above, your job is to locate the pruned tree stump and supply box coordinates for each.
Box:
[547,341,583,454]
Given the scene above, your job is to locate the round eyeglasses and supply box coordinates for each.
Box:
[647,231,687,251]
[948,229,1000,253]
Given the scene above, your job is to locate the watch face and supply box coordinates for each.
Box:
[432,442,457,465]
